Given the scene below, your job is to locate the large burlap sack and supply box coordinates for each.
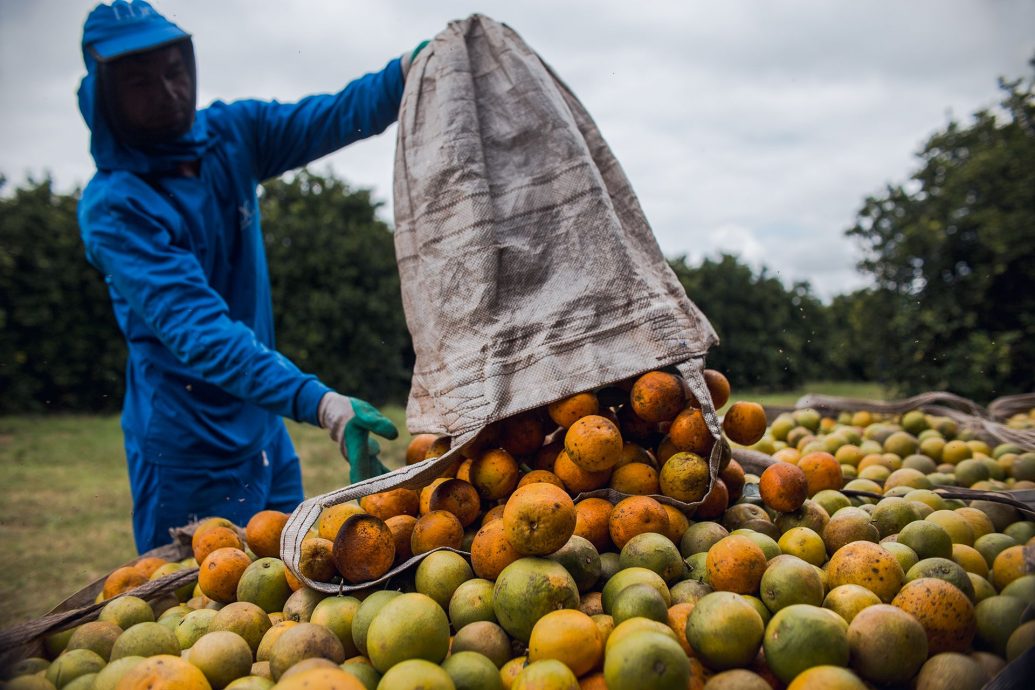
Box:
[281,14,726,594]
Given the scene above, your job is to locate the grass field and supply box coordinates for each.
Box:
[0,381,886,628]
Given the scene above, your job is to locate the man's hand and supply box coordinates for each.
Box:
[318,392,399,484]
[400,40,430,80]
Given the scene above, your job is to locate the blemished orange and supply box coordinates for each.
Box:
[722,401,768,446]
[630,371,686,423]
[660,505,690,544]
[669,407,714,456]
[359,488,420,521]
[554,449,612,493]
[410,510,465,555]
[317,503,366,542]
[428,478,482,527]
[759,462,809,513]
[193,525,245,565]
[102,566,148,600]
[531,440,565,472]
[470,517,522,580]
[609,462,660,495]
[705,535,767,594]
[132,556,169,579]
[481,504,506,525]
[500,411,547,457]
[548,392,600,429]
[617,403,658,442]
[565,415,624,472]
[798,451,844,496]
[608,495,669,549]
[198,547,252,603]
[658,451,710,503]
[245,510,289,559]
[503,483,577,556]
[298,537,337,582]
[719,458,746,502]
[332,514,395,584]
[574,498,614,552]
[385,514,417,564]
[527,609,603,677]
[517,469,566,490]
[701,369,731,409]
[469,449,521,501]
[693,477,729,520]
[406,434,438,465]
[419,478,450,515]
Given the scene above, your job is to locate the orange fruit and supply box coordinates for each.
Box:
[574,498,614,552]
[385,514,417,564]
[528,609,603,677]
[503,483,577,556]
[608,496,669,550]
[702,369,731,409]
[609,462,660,495]
[655,435,679,464]
[706,535,767,594]
[299,537,337,582]
[114,654,213,689]
[198,547,252,604]
[406,434,438,464]
[565,415,624,472]
[482,504,506,525]
[245,510,289,559]
[693,476,729,519]
[719,459,746,502]
[548,392,601,429]
[424,436,452,461]
[892,577,976,653]
[428,478,482,527]
[666,602,696,656]
[410,510,464,555]
[630,371,686,423]
[500,411,547,457]
[722,402,767,446]
[469,449,521,501]
[318,503,365,542]
[798,452,844,496]
[554,449,611,493]
[531,440,565,472]
[617,403,657,443]
[759,462,809,513]
[102,566,148,600]
[359,488,419,521]
[518,470,566,490]
[133,557,169,579]
[419,478,450,515]
[193,526,245,565]
[470,517,522,580]
[669,407,714,456]
[658,451,710,502]
[660,505,690,544]
[332,514,395,584]
[826,541,904,603]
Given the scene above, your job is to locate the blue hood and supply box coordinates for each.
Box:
[78,0,210,174]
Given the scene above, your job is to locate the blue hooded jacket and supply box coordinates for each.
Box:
[77,1,405,466]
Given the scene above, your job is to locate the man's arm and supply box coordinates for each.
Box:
[244,58,405,181]
[81,186,330,424]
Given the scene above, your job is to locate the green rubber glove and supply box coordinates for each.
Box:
[344,398,399,484]
[401,39,430,80]
[318,393,399,484]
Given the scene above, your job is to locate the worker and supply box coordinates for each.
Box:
[76,0,423,552]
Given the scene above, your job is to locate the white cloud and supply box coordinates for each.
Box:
[1,0,1032,300]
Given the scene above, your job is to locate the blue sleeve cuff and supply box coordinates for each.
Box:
[296,379,333,426]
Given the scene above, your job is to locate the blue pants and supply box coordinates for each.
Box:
[126,423,304,554]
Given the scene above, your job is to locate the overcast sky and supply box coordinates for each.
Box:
[1,1,1032,299]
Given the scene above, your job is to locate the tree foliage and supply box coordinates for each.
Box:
[846,73,1035,400]
[669,253,828,391]
[0,170,411,414]
[0,177,126,412]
